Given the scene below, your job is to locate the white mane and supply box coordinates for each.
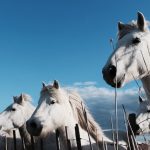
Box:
[21,93,32,102]
[68,91,108,142]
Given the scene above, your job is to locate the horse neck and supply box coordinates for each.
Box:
[141,75,150,100]
[18,103,35,147]
[19,124,32,147]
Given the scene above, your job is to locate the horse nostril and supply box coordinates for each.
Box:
[30,121,37,129]
[108,65,116,78]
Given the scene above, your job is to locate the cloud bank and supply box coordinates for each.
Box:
[64,81,141,130]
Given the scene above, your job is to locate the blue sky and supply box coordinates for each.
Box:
[0,0,150,111]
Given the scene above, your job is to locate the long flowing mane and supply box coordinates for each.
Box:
[68,91,109,142]
[22,94,32,101]
[18,93,32,102]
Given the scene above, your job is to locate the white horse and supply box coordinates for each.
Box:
[0,94,36,150]
[0,94,34,132]
[133,96,150,135]
[27,80,127,150]
[0,93,57,150]
[102,12,150,101]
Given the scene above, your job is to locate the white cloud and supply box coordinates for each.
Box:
[73,81,97,86]
[64,81,139,102]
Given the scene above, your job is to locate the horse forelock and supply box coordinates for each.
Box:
[68,91,106,142]
[22,94,32,102]
[40,85,61,100]
[118,23,138,40]
[118,20,150,40]
[41,85,56,94]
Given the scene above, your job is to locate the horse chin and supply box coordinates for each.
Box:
[39,132,48,138]
[104,75,125,88]
[110,81,123,88]
[39,127,55,138]
[28,130,41,137]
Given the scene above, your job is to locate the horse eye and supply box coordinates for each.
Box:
[12,108,16,111]
[132,37,141,45]
[51,100,55,104]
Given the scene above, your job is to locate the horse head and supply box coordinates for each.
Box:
[0,94,34,131]
[102,12,150,88]
[26,80,74,137]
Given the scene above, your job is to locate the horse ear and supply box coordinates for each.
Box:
[13,96,17,103]
[13,94,24,105]
[42,82,46,88]
[18,93,24,105]
[137,12,145,31]
[139,96,144,103]
[53,80,59,89]
[118,22,125,31]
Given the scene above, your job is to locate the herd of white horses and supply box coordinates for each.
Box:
[0,12,150,150]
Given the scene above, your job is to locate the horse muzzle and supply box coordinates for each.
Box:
[26,118,43,136]
[102,65,125,88]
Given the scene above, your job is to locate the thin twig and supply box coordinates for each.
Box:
[122,105,139,150]
[81,102,93,150]
[122,106,131,150]
[110,115,116,150]
[110,38,118,150]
